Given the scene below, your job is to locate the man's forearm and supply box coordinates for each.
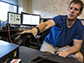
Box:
[65,44,82,55]
[66,39,83,55]
[37,22,47,33]
[37,20,55,33]
[19,20,55,37]
[57,44,82,57]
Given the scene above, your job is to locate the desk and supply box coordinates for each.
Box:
[0,29,17,35]
[19,46,83,63]
[0,29,19,41]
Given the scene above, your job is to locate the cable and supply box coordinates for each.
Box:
[7,24,13,43]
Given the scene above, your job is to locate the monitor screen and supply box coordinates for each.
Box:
[21,12,41,26]
[8,12,21,25]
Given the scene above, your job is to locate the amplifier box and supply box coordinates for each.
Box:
[0,40,19,63]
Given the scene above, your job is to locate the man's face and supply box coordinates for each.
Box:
[67,2,82,20]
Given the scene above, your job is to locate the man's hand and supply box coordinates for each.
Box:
[19,27,38,37]
[56,51,69,57]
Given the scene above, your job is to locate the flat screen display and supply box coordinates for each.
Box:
[8,12,21,25]
[21,12,41,26]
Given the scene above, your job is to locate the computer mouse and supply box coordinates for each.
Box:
[42,52,52,56]
[42,52,59,56]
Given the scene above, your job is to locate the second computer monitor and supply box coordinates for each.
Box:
[8,12,21,25]
[21,12,41,26]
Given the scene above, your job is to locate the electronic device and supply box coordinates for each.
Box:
[21,12,41,26]
[7,12,21,25]
[0,40,19,63]
[42,52,58,56]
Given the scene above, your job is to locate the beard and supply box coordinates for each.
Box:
[67,17,77,26]
[68,18,75,21]
[67,17,76,22]
[67,14,78,22]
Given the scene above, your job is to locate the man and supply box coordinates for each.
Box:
[20,0,84,62]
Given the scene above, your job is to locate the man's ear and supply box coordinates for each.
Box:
[67,9,69,11]
[78,12,82,16]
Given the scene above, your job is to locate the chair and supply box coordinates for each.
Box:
[36,28,51,50]
[11,32,42,50]
[80,33,84,57]
[80,40,84,62]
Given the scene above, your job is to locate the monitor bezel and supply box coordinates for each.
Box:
[7,12,21,25]
[21,12,41,26]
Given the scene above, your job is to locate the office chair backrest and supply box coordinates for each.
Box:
[40,28,51,43]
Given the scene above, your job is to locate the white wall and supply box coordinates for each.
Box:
[18,0,32,13]
[32,0,84,19]
[18,0,23,13]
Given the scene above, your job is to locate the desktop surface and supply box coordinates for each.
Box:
[19,46,82,63]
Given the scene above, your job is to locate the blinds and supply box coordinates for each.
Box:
[0,0,18,5]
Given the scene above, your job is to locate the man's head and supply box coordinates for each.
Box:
[67,0,84,21]
[69,0,84,13]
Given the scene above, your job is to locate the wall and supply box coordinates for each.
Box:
[32,0,84,19]
[18,0,84,25]
[18,0,32,13]
[18,0,23,13]
[23,0,32,13]
[81,19,84,25]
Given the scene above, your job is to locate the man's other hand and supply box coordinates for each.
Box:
[56,51,69,57]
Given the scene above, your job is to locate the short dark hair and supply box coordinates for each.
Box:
[69,0,84,12]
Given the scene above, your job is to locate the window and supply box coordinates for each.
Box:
[0,1,17,22]
[0,1,18,27]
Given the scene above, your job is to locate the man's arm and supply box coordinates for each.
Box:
[57,39,83,57]
[66,39,83,54]
[20,20,55,37]
[37,20,55,33]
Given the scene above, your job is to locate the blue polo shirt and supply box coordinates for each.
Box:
[44,15,84,47]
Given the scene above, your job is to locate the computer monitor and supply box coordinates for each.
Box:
[21,12,41,26]
[7,12,21,25]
